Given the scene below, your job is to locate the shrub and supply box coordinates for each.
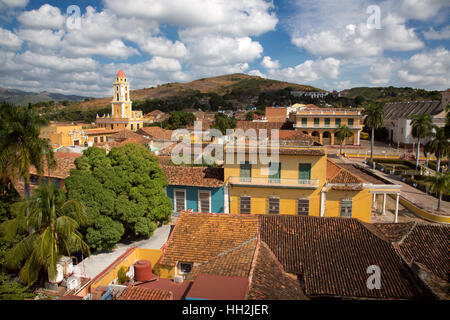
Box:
[117,266,130,284]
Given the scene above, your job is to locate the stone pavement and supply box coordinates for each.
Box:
[74,224,172,279]
[367,165,450,216]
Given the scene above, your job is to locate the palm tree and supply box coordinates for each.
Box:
[0,182,90,285]
[424,172,450,211]
[363,102,384,163]
[427,126,449,173]
[335,124,352,156]
[0,103,55,197]
[411,114,433,170]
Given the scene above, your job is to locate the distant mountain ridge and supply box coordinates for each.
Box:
[0,87,89,106]
[79,73,324,109]
[339,86,442,102]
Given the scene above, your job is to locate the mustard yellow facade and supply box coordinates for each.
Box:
[224,145,375,222]
[40,123,87,147]
[289,108,364,145]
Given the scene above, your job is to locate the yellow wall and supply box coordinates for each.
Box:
[90,248,162,292]
[224,153,327,184]
[325,189,372,222]
[225,151,327,216]
[40,124,88,147]
[229,186,320,215]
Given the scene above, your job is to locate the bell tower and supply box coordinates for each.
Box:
[112,70,132,118]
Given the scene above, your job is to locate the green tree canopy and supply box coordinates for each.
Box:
[162,111,195,130]
[0,103,55,197]
[0,182,90,285]
[65,144,172,251]
[211,113,237,135]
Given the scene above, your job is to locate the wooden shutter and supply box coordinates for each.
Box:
[268,197,280,215]
[298,199,310,215]
[240,196,251,214]
[175,190,186,212]
[240,162,252,182]
[269,162,281,183]
[298,163,311,181]
[198,191,210,212]
[340,199,352,217]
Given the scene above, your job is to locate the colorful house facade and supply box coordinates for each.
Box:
[223,138,400,222]
[161,165,224,214]
[289,106,364,145]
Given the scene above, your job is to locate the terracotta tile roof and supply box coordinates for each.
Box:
[118,286,173,300]
[338,164,387,184]
[326,159,364,190]
[157,156,172,166]
[109,129,149,142]
[393,224,449,281]
[160,212,259,266]
[371,222,417,243]
[278,130,312,141]
[247,241,307,300]
[186,120,214,130]
[30,152,81,179]
[236,121,294,131]
[137,127,173,140]
[145,110,170,121]
[259,215,420,299]
[186,238,257,281]
[186,274,249,300]
[161,166,223,188]
[84,128,120,135]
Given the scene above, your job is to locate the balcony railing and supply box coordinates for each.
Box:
[228,176,319,189]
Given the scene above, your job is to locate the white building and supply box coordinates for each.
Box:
[291,91,329,99]
[383,90,449,148]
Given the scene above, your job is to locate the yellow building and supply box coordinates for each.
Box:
[223,141,401,222]
[95,70,144,131]
[40,122,88,147]
[289,106,364,145]
[41,70,144,148]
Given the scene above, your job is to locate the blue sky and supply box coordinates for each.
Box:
[0,0,449,97]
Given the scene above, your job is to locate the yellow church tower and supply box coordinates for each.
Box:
[96,70,144,131]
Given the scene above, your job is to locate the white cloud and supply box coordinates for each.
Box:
[105,0,277,37]
[17,29,64,49]
[248,69,267,78]
[0,27,22,50]
[131,36,188,59]
[144,56,182,72]
[17,4,65,29]
[0,0,28,8]
[267,57,341,83]
[423,26,450,40]
[289,0,425,58]
[398,0,449,21]
[64,39,139,60]
[17,51,98,72]
[261,56,280,70]
[397,48,450,89]
[186,36,263,67]
[363,59,394,85]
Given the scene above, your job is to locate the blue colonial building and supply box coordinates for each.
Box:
[162,165,224,214]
